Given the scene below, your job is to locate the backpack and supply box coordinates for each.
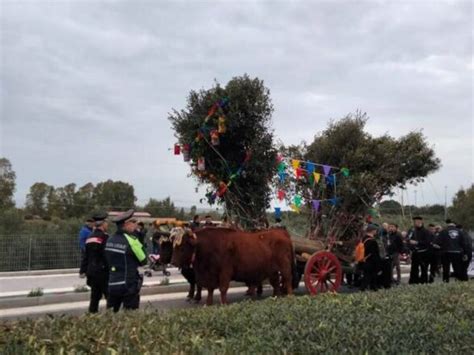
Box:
[354,241,365,263]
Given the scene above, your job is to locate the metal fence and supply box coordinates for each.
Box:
[0,234,82,272]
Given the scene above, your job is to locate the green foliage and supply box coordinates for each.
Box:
[2,283,473,353]
[449,184,474,230]
[287,113,440,216]
[169,75,277,228]
[144,197,186,219]
[27,288,44,297]
[0,158,16,210]
[25,182,53,217]
[93,180,136,211]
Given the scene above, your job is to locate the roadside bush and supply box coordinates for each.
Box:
[1,282,473,354]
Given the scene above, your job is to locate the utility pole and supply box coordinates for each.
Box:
[444,185,448,220]
[400,188,405,219]
[414,189,417,208]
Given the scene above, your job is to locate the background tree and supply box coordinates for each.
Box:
[93,180,136,211]
[169,75,277,228]
[25,182,54,217]
[449,184,474,231]
[280,112,440,253]
[0,158,16,211]
[74,183,96,217]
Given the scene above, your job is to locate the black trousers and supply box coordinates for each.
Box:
[360,264,378,291]
[442,253,466,282]
[409,251,429,284]
[107,278,142,312]
[87,277,108,313]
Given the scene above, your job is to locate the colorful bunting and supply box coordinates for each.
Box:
[290,204,300,213]
[174,144,180,155]
[210,130,219,146]
[323,165,331,176]
[278,171,287,183]
[341,167,350,177]
[294,195,302,207]
[291,159,300,170]
[326,174,335,187]
[306,162,315,174]
[296,167,304,179]
[217,181,228,197]
[311,200,320,211]
[183,144,190,162]
[218,116,226,134]
[277,162,286,173]
[274,207,282,219]
[313,172,321,184]
[277,189,286,201]
[197,157,205,171]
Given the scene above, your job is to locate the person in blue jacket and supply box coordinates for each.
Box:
[78,218,94,253]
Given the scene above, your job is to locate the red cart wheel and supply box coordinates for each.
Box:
[304,251,342,295]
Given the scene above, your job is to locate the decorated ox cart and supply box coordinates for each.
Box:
[291,235,352,295]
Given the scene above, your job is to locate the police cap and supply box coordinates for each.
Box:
[92,211,108,222]
[112,209,136,225]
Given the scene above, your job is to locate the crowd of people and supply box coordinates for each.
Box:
[350,216,473,291]
[77,211,472,314]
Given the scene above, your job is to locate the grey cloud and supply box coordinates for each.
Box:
[1,0,472,208]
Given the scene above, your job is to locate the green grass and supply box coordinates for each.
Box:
[1,282,473,354]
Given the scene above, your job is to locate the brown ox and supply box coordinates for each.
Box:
[171,227,294,305]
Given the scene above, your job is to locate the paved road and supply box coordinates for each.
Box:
[0,267,184,297]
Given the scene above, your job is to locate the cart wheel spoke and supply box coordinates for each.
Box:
[304,251,342,296]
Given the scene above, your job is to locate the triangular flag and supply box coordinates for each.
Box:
[326,175,335,186]
[306,162,315,174]
[278,172,287,182]
[277,162,286,173]
[291,159,300,170]
[296,167,304,179]
[313,172,321,184]
[329,198,338,206]
[308,173,314,185]
[341,167,350,177]
[274,207,282,219]
[290,204,300,213]
[323,165,331,176]
[312,200,320,211]
[294,195,302,207]
[277,190,286,201]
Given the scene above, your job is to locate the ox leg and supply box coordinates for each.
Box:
[206,288,214,306]
[282,267,293,296]
[219,273,232,305]
[270,274,281,297]
[245,284,256,297]
[194,285,202,302]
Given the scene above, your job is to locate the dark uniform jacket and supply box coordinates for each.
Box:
[80,229,109,282]
[407,226,432,252]
[105,230,147,293]
[363,236,381,271]
[387,231,404,255]
[438,225,468,254]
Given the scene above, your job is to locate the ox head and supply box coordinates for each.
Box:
[170,226,197,268]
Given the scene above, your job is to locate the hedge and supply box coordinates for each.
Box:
[1,282,473,354]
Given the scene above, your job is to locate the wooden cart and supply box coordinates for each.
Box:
[292,235,351,295]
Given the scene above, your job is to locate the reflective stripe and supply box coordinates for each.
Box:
[105,247,126,254]
[109,281,126,286]
[86,237,102,244]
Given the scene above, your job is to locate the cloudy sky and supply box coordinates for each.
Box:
[1,0,472,210]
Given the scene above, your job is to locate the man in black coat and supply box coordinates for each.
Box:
[79,212,109,313]
[387,223,404,285]
[360,224,382,291]
[438,220,469,282]
[407,216,433,284]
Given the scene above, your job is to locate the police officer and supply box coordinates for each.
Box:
[438,220,469,282]
[407,216,432,284]
[360,224,382,291]
[105,209,147,312]
[79,212,109,313]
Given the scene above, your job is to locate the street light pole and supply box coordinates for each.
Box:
[414,189,417,207]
